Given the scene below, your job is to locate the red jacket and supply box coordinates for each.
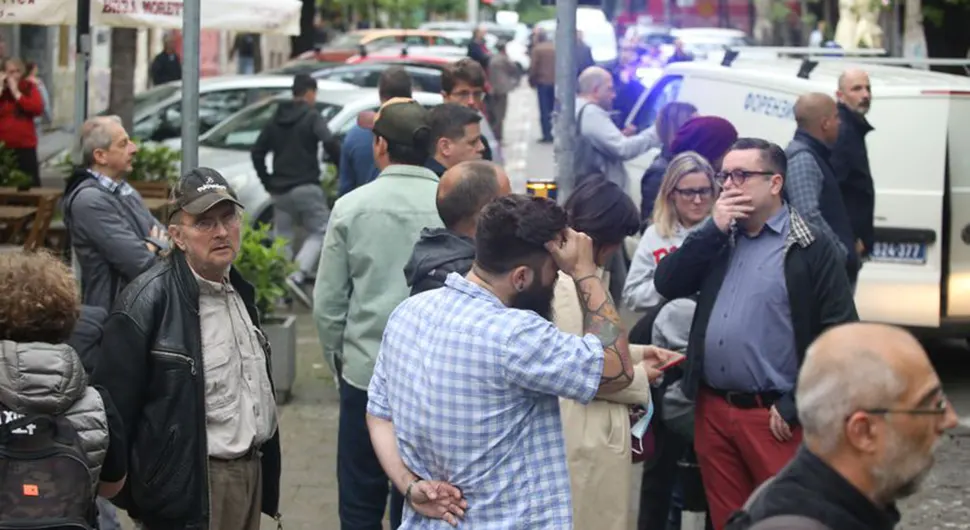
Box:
[0,79,44,149]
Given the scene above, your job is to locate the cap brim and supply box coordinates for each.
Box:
[181,193,244,216]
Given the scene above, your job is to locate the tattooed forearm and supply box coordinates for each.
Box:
[575,275,634,393]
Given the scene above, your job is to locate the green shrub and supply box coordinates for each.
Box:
[57,141,181,183]
[233,219,296,318]
[0,143,34,189]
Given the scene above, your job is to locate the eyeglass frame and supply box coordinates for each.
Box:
[858,393,950,417]
[672,186,716,201]
[448,88,486,102]
[178,207,242,233]
[714,169,776,188]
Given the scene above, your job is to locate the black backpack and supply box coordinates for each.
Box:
[0,413,96,529]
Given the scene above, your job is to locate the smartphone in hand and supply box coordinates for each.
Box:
[654,352,686,372]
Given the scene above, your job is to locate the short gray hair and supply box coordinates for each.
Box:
[578,66,611,95]
[80,115,122,167]
[797,346,905,453]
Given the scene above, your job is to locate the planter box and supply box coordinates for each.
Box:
[264,314,297,405]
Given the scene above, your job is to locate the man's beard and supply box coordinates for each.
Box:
[872,428,938,503]
[511,280,556,321]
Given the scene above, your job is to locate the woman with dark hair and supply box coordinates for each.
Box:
[640,102,698,221]
[0,58,45,187]
[553,177,664,530]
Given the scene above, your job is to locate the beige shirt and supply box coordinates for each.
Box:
[196,272,278,459]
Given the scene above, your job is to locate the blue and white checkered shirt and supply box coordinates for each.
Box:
[368,272,605,529]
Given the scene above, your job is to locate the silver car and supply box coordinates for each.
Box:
[164,89,444,226]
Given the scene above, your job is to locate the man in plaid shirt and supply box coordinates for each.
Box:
[367,195,658,528]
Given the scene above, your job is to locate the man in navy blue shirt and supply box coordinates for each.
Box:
[338,67,414,197]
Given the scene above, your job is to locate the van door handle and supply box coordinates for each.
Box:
[962,224,970,245]
[873,227,936,244]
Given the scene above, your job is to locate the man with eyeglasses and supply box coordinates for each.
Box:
[441,58,503,165]
[727,323,958,530]
[94,168,282,530]
[654,138,858,530]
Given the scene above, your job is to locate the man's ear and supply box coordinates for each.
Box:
[510,265,534,292]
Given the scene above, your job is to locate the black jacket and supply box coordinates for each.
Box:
[68,305,109,376]
[830,103,875,256]
[787,130,859,282]
[403,228,475,296]
[727,446,900,530]
[150,52,182,86]
[93,251,281,529]
[653,210,858,425]
[640,149,671,223]
[251,99,338,194]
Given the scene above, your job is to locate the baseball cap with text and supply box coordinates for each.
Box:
[172,167,244,216]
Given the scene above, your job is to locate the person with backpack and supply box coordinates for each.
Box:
[565,66,659,205]
[63,116,169,312]
[0,250,127,529]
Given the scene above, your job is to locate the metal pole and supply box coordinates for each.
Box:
[467,0,479,25]
[553,0,577,203]
[181,0,201,174]
[71,0,91,160]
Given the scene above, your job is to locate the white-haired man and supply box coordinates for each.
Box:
[727,323,958,530]
[568,66,658,204]
[63,115,169,313]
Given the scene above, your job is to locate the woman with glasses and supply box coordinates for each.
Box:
[624,151,717,312]
[627,151,716,530]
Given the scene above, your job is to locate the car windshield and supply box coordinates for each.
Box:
[134,84,180,110]
[328,33,364,48]
[200,100,342,151]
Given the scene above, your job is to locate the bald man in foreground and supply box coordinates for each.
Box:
[570,66,658,204]
[404,160,512,296]
[727,323,958,530]
[831,69,876,274]
[785,92,858,285]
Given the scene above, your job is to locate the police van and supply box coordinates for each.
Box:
[622,55,970,336]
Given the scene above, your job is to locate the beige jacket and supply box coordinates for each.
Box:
[554,270,652,530]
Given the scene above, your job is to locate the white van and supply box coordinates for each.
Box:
[623,56,970,336]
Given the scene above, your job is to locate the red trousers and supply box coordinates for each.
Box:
[694,388,802,530]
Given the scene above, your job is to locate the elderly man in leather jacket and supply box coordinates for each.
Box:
[94,168,282,530]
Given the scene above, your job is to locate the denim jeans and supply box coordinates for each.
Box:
[337,380,390,530]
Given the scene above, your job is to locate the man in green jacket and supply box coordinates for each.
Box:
[313,98,443,529]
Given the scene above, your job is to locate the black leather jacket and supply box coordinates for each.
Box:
[93,251,281,529]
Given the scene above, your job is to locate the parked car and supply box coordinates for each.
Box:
[162,89,444,226]
[263,60,342,76]
[301,29,460,62]
[346,44,467,65]
[308,62,445,94]
[418,21,531,71]
[41,75,357,174]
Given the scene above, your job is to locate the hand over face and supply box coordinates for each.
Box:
[409,480,468,527]
[712,188,754,233]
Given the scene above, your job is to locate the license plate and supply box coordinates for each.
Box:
[869,241,927,265]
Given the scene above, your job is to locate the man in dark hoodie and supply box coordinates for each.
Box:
[251,74,339,307]
[728,323,957,530]
[404,160,511,296]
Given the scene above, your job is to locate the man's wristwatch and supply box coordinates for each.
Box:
[404,478,423,504]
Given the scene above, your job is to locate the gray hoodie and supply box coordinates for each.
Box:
[403,227,475,296]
